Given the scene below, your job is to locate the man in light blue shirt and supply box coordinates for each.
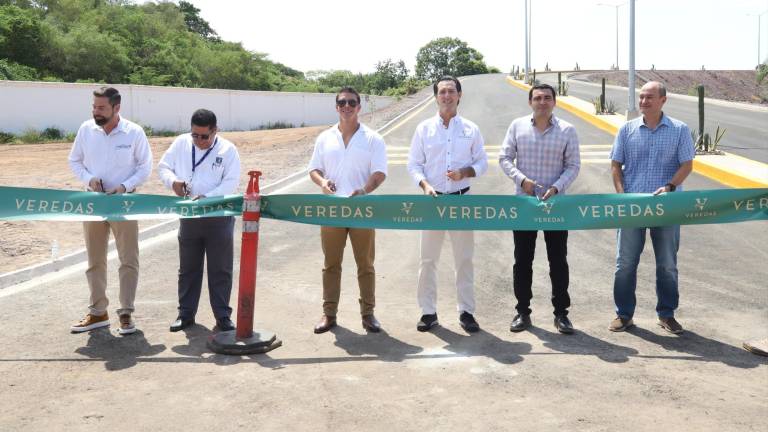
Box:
[609,81,695,334]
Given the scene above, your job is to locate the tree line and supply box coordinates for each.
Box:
[0,0,498,96]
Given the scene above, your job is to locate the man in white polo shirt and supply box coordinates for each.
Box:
[158,109,241,333]
[68,86,153,335]
[308,86,388,334]
[407,76,488,334]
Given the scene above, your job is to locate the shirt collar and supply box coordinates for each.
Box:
[641,112,670,130]
[528,114,557,127]
[435,113,460,129]
[91,116,126,135]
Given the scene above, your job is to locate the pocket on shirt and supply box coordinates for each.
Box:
[114,148,135,167]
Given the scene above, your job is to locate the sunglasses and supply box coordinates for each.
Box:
[191,132,213,140]
[336,99,359,108]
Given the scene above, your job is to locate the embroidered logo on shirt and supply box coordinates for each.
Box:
[116,144,132,149]
[213,156,223,167]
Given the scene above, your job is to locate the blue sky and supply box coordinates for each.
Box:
[180,0,768,74]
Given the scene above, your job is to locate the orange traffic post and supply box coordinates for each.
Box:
[208,170,281,355]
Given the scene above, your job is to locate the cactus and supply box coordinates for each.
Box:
[557,72,562,95]
[601,78,606,112]
[697,85,704,139]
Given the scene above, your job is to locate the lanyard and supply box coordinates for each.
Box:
[192,138,217,173]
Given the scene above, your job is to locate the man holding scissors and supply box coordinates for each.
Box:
[158,109,241,332]
[499,83,581,334]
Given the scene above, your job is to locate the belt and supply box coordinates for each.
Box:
[436,186,470,195]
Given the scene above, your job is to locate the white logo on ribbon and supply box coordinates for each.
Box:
[401,202,415,215]
[541,202,554,215]
[122,200,135,213]
[695,198,708,211]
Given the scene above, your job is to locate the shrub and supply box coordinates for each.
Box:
[40,127,64,141]
[0,131,15,144]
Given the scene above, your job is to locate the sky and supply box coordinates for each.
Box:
[179,0,768,74]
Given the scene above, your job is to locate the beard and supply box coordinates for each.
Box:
[93,115,110,126]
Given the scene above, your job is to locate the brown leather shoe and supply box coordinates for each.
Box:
[362,314,381,333]
[313,315,337,334]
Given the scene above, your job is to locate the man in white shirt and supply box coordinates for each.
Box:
[68,87,153,335]
[308,86,388,334]
[157,109,241,333]
[407,76,488,333]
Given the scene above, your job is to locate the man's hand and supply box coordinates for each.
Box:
[191,195,205,201]
[105,184,127,195]
[521,178,537,196]
[321,179,336,195]
[89,178,104,192]
[541,186,558,201]
[653,185,668,196]
[349,188,367,197]
[421,181,437,197]
[172,181,188,197]
[446,170,464,181]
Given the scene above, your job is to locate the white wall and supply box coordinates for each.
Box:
[0,80,393,134]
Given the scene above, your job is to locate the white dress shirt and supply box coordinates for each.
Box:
[308,123,388,197]
[68,117,153,192]
[157,134,241,197]
[408,114,487,193]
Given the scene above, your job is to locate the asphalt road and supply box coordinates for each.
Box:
[0,74,765,431]
[536,72,768,162]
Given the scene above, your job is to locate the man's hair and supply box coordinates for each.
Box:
[93,87,121,107]
[336,86,361,104]
[191,109,217,128]
[650,81,667,97]
[528,84,557,101]
[433,76,462,95]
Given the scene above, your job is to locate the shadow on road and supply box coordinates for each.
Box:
[73,328,166,371]
[528,326,638,363]
[626,326,768,368]
[431,326,531,365]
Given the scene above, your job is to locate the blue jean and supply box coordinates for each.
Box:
[613,226,680,319]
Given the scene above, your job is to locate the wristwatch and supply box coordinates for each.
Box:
[665,183,676,192]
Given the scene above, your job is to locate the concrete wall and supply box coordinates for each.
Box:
[0,80,393,134]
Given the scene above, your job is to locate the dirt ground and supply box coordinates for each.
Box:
[0,89,432,275]
[573,70,768,104]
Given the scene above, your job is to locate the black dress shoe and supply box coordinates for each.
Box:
[510,313,532,332]
[314,315,337,334]
[214,317,235,332]
[170,317,195,332]
[362,314,381,333]
[417,313,438,332]
[459,311,480,333]
[554,315,574,334]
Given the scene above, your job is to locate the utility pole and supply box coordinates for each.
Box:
[627,0,638,119]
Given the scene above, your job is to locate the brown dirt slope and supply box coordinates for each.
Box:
[573,70,768,104]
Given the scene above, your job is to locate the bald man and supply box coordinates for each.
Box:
[608,81,695,335]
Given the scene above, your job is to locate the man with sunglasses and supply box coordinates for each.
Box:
[308,86,388,334]
[158,109,241,333]
[499,83,580,334]
[68,87,153,336]
[407,76,488,333]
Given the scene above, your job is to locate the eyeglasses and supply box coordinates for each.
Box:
[191,132,213,140]
[336,99,359,108]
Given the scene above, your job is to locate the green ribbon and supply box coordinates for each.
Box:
[1,186,767,230]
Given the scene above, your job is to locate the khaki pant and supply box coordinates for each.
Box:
[320,226,375,316]
[83,220,139,316]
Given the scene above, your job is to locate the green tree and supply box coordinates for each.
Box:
[370,58,408,94]
[178,0,218,41]
[0,5,50,68]
[415,37,488,81]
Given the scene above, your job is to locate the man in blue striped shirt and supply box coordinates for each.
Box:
[500,83,581,334]
[609,81,695,334]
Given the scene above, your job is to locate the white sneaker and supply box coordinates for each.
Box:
[117,314,136,335]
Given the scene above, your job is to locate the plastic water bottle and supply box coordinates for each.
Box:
[51,240,59,261]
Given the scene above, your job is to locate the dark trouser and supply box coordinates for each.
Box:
[177,216,235,320]
[512,230,570,317]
